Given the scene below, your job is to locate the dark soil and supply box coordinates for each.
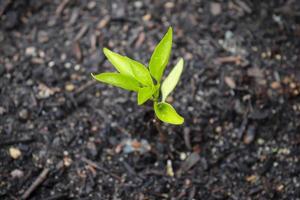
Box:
[1,0,300,199]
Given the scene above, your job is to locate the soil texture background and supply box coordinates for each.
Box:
[1,0,300,199]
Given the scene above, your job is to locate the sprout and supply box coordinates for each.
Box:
[92,27,184,125]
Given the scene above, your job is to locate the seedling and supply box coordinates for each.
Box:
[92,27,184,125]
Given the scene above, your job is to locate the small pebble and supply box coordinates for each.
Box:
[65,62,72,69]
[9,147,22,159]
[142,13,151,21]
[165,2,174,9]
[11,169,24,178]
[257,138,265,145]
[87,141,97,157]
[0,106,6,115]
[63,157,72,167]
[210,2,221,16]
[48,61,55,68]
[276,184,284,192]
[26,79,34,86]
[74,64,81,71]
[180,152,187,160]
[39,50,45,58]
[61,53,67,61]
[87,1,96,10]
[134,1,143,8]
[65,83,75,92]
[215,126,222,133]
[18,108,29,121]
[275,54,281,60]
[271,81,281,89]
[37,31,49,43]
[5,62,14,72]
[25,47,37,56]
[289,82,296,89]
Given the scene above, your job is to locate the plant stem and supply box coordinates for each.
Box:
[154,116,166,142]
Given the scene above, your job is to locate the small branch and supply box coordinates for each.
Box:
[81,157,122,181]
[0,137,35,147]
[214,56,241,65]
[55,0,70,16]
[21,168,49,200]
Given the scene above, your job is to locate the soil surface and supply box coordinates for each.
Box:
[1,0,300,199]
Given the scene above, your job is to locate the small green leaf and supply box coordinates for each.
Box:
[137,86,156,105]
[149,27,173,82]
[103,48,134,77]
[154,102,184,125]
[126,57,153,86]
[161,58,184,102]
[92,73,140,91]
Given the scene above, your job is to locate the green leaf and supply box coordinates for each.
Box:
[154,102,184,125]
[92,73,140,91]
[126,57,153,86]
[103,48,134,77]
[149,27,173,82]
[161,58,184,102]
[137,86,156,105]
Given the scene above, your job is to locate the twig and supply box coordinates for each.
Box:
[44,193,69,200]
[73,41,82,62]
[81,157,122,181]
[75,24,89,41]
[55,0,70,16]
[214,56,241,65]
[74,80,95,95]
[21,168,50,200]
[0,137,35,147]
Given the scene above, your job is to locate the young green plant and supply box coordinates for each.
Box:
[92,27,184,125]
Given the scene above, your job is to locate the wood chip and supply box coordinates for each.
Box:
[276,184,284,192]
[166,160,174,177]
[224,76,236,89]
[56,0,70,16]
[214,56,241,65]
[135,32,145,48]
[246,174,258,183]
[142,13,151,21]
[9,147,21,159]
[69,8,79,25]
[235,0,252,14]
[271,81,281,89]
[75,24,89,41]
[73,41,82,62]
[97,16,110,29]
[243,125,256,144]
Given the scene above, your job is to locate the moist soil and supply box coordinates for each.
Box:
[1,0,300,199]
